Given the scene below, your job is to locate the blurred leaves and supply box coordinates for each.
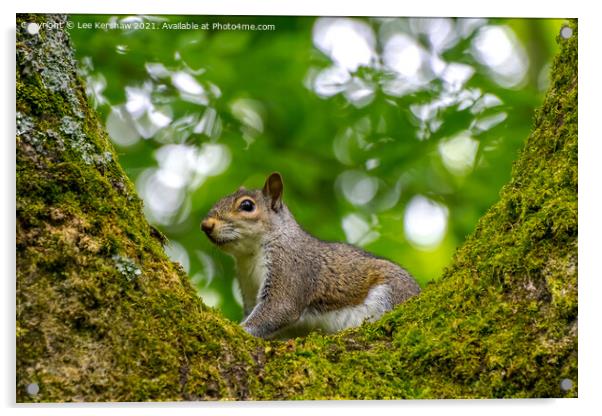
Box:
[69,15,564,321]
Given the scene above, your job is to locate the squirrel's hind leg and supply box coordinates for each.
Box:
[292,284,394,335]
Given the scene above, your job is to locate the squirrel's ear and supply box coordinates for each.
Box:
[262,172,283,211]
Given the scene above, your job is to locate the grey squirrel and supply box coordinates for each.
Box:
[201,173,420,339]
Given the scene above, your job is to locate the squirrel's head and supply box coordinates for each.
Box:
[201,172,284,255]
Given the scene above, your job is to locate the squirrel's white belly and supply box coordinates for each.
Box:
[235,247,269,315]
[292,284,392,334]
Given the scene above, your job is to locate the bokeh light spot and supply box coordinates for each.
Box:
[404,196,448,250]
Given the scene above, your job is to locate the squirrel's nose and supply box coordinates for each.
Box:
[201,218,215,234]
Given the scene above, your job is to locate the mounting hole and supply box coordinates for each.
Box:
[26,383,39,396]
[560,26,573,39]
[26,23,40,35]
[560,378,573,391]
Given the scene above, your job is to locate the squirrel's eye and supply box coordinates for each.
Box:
[239,199,255,212]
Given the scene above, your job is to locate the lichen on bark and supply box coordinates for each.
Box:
[16,14,577,401]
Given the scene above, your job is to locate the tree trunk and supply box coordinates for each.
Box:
[16,14,577,401]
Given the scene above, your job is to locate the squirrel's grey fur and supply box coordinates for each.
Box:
[201,173,420,339]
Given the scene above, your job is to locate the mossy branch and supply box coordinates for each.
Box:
[16,14,577,401]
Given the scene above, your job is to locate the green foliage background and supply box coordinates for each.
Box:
[68,15,564,321]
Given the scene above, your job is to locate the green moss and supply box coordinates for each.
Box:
[16,13,261,402]
[16,14,577,402]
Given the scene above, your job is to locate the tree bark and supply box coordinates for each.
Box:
[16,14,577,401]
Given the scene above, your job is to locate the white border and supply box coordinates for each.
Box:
[3,1,600,416]
[10,0,582,18]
